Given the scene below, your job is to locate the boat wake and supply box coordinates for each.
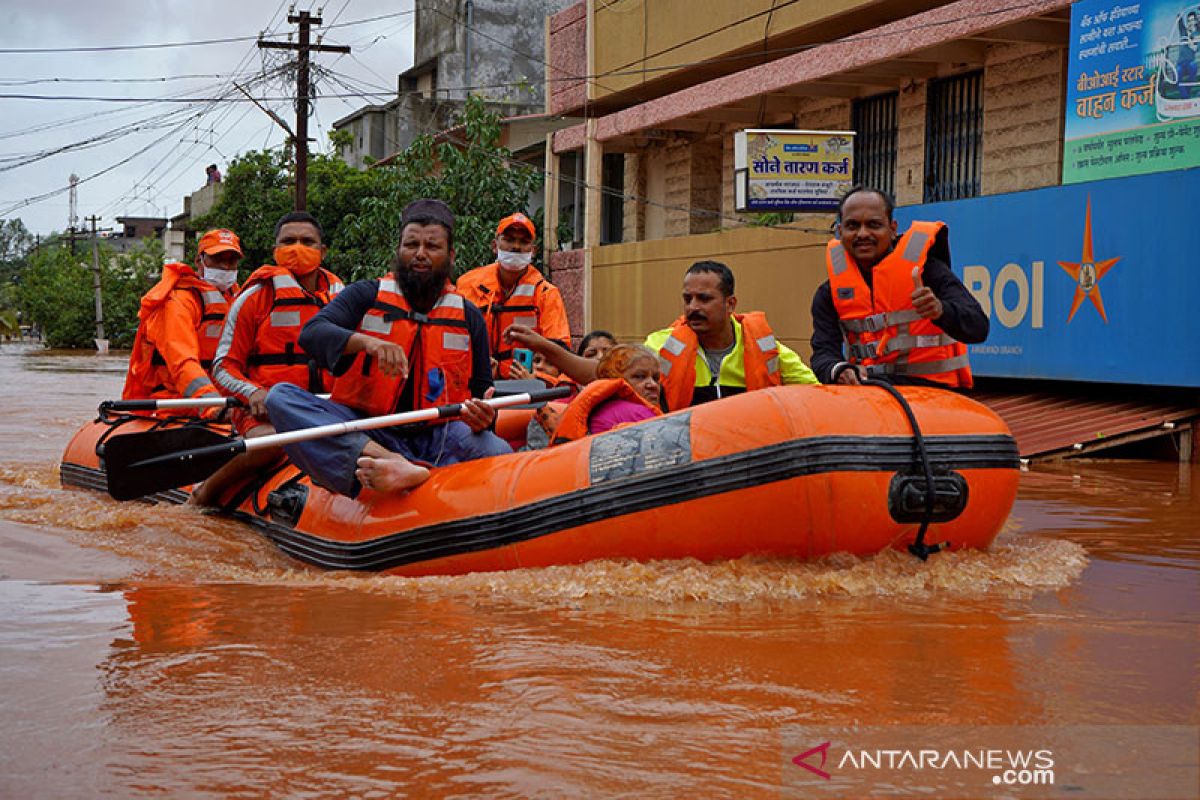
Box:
[2,464,1087,603]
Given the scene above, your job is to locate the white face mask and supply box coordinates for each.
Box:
[204,266,238,291]
[496,249,533,272]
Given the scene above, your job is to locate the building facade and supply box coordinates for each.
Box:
[334,0,576,167]
[541,0,1200,459]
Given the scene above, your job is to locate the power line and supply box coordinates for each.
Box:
[0,10,415,54]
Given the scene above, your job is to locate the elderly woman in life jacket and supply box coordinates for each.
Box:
[546,344,663,445]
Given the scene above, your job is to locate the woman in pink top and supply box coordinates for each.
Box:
[586,344,662,434]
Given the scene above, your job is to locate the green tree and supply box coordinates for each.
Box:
[192,143,391,281]
[341,96,544,281]
[18,238,161,349]
[195,97,545,285]
[0,218,34,286]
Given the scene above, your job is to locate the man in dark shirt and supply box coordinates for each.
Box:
[810,186,988,388]
[265,199,510,497]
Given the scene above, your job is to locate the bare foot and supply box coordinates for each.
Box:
[355,455,430,493]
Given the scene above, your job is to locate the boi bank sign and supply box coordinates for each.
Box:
[894,167,1200,388]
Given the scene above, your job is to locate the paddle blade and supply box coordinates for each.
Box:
[102,426,244,500]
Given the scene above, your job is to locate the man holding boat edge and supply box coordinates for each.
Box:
[809,185,987,387]
[265,199,510,497]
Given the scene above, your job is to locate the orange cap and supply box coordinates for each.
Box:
[198,228,243,256]
[495,212,535,239]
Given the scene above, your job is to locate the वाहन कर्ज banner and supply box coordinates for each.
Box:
[733,129,855,212]
[1064,0,1200,183]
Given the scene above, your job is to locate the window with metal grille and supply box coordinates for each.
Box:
[852,91,898,196]
[924,71,982,203]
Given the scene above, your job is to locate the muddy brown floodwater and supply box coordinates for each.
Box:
[0,343,1195,798]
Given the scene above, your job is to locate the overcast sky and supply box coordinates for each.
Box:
[0,1,416,237]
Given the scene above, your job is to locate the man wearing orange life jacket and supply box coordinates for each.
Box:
[809,186,988,388]
[265,199,511,498]
[122,228,242,411]
[504,261,818,412]
[212,211,344,432]
[455,212,571,378]
[194,212,343,507]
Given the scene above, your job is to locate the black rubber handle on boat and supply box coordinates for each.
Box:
[863,378,947,560]
[100,396,244,413]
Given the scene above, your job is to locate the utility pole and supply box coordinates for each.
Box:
[85,215,111,353]
[258,12,350,211]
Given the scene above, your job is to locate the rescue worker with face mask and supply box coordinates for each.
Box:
[212,211,344,433]
[454,212,571,378]
[193,212,344,507]
[122,228,243,412]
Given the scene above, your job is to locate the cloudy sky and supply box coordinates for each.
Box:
[0,1,416,236]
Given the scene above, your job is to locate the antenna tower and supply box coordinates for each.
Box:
[68,174,79,231]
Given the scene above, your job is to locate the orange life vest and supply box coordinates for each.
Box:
[123,262,231,400]
[826,220,972,388]
[656,312,782,412]
[330,276,474,416]
[242,264,343,393]
[456,263,562,377]
[551,378,661,444]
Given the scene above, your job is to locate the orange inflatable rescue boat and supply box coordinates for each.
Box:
[60,386,1019,577]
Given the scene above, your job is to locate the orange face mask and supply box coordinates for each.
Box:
[273,244,322,276]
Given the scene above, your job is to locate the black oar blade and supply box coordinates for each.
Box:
[103,426,243,500]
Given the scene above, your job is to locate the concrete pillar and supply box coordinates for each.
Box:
[543,133,560,267]
[583,118,602,331]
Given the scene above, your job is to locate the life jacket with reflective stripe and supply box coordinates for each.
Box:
[551,378,660,444]
[330,277,474,416]
[123,262,231,400]
[242,264,343,393]
[656,312,782,412]
[456,264,556,377]
[826,220,972,388]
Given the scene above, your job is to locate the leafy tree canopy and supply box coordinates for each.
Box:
[195,96,544,284]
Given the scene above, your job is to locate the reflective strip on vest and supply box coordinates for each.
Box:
[443,332,470,351]
[514,315,537,328]
[903,230,931,262]
[879,332,958,356]
[205,323,223,338]
[511,283,536,298]
[659,356,673,376]
[272,273,302,292]
[765,356,779,375]
[661,335,687,357]
[184,376,213,397]
[201,290,224,305]
[379,277,398,294]
[361,314,392,335]
[829,243,849,276]
[840,309,923,333]
[756,334,776,352]
[869,353,971,377]
[270,310,302,327]
[435,293,464,310]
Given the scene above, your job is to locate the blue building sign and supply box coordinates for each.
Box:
[895,168,1200,388]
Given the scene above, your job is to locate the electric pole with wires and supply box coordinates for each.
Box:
[258,11,350,211]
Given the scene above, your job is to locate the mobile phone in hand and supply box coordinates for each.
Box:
[513,348,534,371]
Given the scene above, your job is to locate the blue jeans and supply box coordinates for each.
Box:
[265,383,512,497]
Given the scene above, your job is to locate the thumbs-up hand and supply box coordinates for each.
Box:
[910,266,943,320]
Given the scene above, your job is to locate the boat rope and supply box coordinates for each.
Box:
[862,378,947,561]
